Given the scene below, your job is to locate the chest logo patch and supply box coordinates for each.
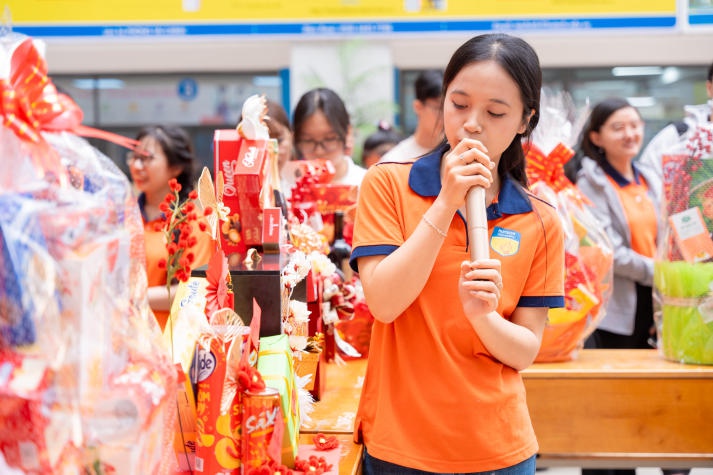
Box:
[490,226,520,256]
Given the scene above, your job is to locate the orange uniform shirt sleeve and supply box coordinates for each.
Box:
[519,196,565,305]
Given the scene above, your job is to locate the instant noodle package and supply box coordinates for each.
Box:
[654,123,713,364]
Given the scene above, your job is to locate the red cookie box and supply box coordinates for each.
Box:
[213,130,246,256]
[214,130,273,249]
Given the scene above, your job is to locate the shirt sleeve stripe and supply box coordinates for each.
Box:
[518,295,565,308]
[349,244,399,272]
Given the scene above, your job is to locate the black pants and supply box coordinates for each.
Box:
[584,284,655,350]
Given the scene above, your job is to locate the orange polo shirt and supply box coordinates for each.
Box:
[140,194,216,330]
[349,149,565,473]
[601,161,657,259]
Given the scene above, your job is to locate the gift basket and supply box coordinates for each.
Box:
[1,34,177,473]
[654,123,713,364]
[525,91,613,362]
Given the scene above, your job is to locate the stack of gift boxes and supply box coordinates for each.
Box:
[162,107,352,474]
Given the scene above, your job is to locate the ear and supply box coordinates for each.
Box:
[412,99,424,116]
[589,130,602,148]
[170,164,185,180]
[707,79,713,100]
[518,109,535,135]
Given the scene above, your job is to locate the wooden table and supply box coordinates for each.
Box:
[300,359,367,474]
[522,349,713,468]
[302,351,713,470]
[300,359,367,434]
[298,433,362,475]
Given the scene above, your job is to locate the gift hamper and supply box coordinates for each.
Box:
[654,123,713,364]
[525,92,613,362]
[1,34,177,473]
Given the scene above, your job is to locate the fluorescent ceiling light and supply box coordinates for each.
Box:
[612,66,663,77]
[626,96,657,108]
[72,78,125,90]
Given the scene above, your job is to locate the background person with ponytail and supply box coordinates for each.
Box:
[349,33,564,475]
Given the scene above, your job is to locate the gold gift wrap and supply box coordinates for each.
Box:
[293,350,321,391]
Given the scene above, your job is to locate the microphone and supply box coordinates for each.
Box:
[466,186,489,260]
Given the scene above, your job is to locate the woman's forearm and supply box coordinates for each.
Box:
[359,203,455,323]
[466,308,546,371]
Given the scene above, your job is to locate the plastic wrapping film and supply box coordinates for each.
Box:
[654,123,713,364]
[1,33,177,473]
[525,91,613,362]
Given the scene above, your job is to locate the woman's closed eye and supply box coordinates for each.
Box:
[451,100,468,110]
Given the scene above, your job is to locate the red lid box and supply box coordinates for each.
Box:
[213,130,273,252]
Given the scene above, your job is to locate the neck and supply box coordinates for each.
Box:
[143,186,172,221]
[606,155,634,181]
[332,155,349,181]
[414,126,444,151]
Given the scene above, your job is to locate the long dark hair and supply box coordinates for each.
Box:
[442,33,541,187]
[292,88,350,159]
[135,125,196,201]
[565,97,636,181]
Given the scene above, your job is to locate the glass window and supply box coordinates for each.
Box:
[53,72,284,174]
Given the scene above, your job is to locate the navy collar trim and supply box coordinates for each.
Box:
[408,145,532,219]
[137,193,149,222]
[601,159,642,186]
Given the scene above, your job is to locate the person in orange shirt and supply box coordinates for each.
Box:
[127,125,215,330]
[572,98,685,475]
[350,33,564,474]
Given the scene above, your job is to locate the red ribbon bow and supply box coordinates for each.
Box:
[1,38,137,182]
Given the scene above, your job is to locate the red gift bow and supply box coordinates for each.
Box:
[1,38,137,182]
[525,142,575,193]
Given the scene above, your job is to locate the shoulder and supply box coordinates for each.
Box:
[523,188,560,227]
[338,157,368,185]
[364,160,412,184]
[380,136,424,163]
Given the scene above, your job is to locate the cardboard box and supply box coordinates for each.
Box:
[191,252,306,339]
[236,139,271,247]
[213,130,246,256]
[669,207,713,263]
[261,207,284,254]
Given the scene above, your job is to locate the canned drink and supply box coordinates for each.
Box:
[241,387,282,473]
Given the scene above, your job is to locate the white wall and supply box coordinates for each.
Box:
[42,31,713,75]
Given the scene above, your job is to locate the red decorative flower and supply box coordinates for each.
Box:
[237,362,266,392]
[204,248,233,319]
[156,178,212,288]
[312,433,339,451]
[246,458,293,475]
[295,454,334,474]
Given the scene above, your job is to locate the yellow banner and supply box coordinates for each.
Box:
[9,0,676,23]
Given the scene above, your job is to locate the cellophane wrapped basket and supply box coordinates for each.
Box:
[526,144,614,362]
[1,35,177,473]
[654,123,713,364]
[525,91,613,362]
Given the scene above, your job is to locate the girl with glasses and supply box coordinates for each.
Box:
[291,87,367,187]
[128,125,216,330]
